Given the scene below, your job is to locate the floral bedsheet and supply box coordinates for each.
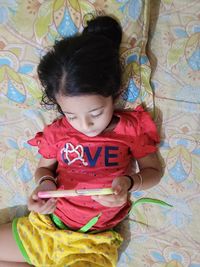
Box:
[119,1,200,266]
[0,0,200,266]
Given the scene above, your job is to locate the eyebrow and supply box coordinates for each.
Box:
[63,106,104,114]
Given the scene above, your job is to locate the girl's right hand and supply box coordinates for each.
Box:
[28,180,57,214]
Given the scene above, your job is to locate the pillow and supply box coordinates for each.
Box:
[0,0,152,109]
[0,0,152,222]
[148,0,200,103]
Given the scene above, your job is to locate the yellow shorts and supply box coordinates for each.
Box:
[12,211,123,267]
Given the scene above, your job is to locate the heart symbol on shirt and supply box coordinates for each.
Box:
[61,143,88,166]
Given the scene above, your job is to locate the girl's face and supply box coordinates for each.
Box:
[56,94,114,137]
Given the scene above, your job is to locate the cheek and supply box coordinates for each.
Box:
[101,114,112,127]
[66,118,78,129]
[71,121,80,129]
[106,108,114,121]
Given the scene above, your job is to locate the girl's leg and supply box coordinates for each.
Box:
[0,223,27,263]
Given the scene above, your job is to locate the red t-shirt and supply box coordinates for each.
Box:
[28,106,159,231]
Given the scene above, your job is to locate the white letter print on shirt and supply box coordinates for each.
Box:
[61,143,88,166]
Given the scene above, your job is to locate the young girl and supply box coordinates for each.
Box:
[0,16,162,267]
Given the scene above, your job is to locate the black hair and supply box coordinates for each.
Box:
[37,15,122,113]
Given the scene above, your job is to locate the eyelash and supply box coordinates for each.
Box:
[67,112,103,121]
[91,112,103,118]
[68,117,76,121]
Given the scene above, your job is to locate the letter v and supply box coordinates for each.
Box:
[84,147,102,167]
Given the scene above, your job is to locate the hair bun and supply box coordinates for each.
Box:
[83,15,122,50]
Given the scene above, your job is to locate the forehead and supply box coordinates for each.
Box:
[56,94,113,113]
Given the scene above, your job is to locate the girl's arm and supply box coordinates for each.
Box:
[35,157,58,184]
[130,152,163,192]
[28,157,58,214]
[92,152,163,207]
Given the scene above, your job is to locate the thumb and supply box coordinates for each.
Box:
[32,193,39,200]
[112,177,123,195]
[112,184,122,195]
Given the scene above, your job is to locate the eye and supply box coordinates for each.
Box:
[91,112,103,118]
[67,116,76,121]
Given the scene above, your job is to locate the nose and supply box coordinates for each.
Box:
[81,118,94,131]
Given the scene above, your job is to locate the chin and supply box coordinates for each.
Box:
[83,131,100,137]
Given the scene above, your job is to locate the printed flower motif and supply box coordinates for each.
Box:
[0,38,40,104]
[148,241,192,267]
[160,122,200,188]
[2,129,36,181]
[163,31,175,46]
[162,127,199,183]
[119,50,139,104]
[10,0,96,45]
[53,0,79,38]
[30,0,55,43]
[167,18,200,87]
[120,49,153,107]
[117,0,143,21]
[0,128,37,206]
[163,196,192,228]
[26,0,41,15]
[0,0,17,24]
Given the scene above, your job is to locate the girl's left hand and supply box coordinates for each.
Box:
[91,176,131,207]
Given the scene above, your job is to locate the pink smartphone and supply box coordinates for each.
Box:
[38,188,114,198]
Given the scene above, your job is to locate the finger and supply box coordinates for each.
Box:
[94,199,125,207]
[92,191,124,201]
[112,179,123,194]
[28,192,53,212]
[29,194,46,205]
[92,194,116,202]
[92,193,127,207]
[39,198,56,210]
[92,195,123,205]
[28,199,46,212]
[40,204,57,214]
[39,198,57,214]
[32,193,39,200]
[30,187,41,199]
[41,204,57,214]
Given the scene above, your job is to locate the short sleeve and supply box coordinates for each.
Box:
[129,106,160,159]
[28,124,58,159]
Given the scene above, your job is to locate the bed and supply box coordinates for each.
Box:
[0,0,200,266]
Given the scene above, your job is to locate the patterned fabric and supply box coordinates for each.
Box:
[0,0,200,266]
[13,211,122,267]
[117,1,200,266]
